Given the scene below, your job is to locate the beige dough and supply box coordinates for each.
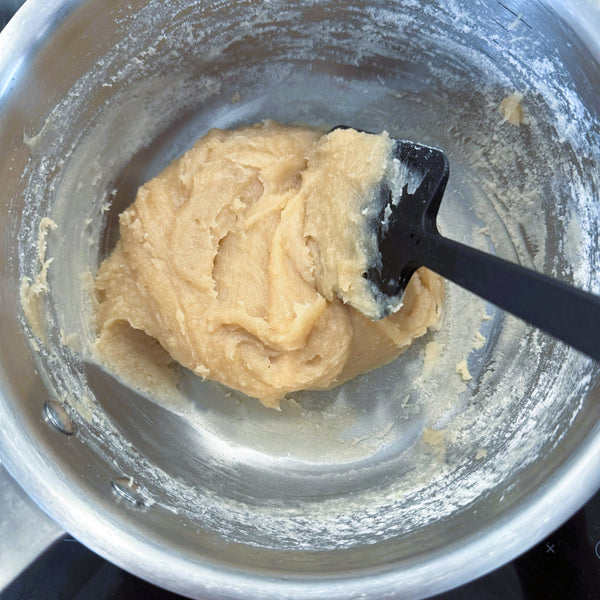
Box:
[499,93,524,126]
[94,122,443,407]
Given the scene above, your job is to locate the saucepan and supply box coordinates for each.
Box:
[1,0,600,598]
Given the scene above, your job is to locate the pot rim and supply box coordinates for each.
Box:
[1,1,600,598]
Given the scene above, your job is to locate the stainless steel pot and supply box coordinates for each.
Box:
[1,1,600,598]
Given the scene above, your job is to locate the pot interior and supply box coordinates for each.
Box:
[1,0,600,597]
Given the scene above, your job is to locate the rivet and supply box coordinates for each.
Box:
[42,400,75,435]
[111,476,145,507]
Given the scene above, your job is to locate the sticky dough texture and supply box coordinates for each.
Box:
[94,122,443,407]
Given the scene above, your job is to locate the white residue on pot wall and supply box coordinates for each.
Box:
[14,0,600,557]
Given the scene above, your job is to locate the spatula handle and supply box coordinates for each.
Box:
[414,231,600,361]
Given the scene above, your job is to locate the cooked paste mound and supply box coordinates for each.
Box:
[94,122,443,407]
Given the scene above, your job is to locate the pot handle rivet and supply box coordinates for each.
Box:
[42,400,75,435]
[111,476,145,507]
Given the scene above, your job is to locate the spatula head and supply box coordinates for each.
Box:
[366,139,449,317]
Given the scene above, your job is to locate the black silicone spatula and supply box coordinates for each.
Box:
[368,138,600,362]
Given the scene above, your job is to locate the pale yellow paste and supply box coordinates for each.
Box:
[94,122,443,407]
[499,93,524,126]
[20,217,57,343]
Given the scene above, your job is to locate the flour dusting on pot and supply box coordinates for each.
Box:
[14,0,600,572]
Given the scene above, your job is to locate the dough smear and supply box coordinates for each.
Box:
[94,122,443,407]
